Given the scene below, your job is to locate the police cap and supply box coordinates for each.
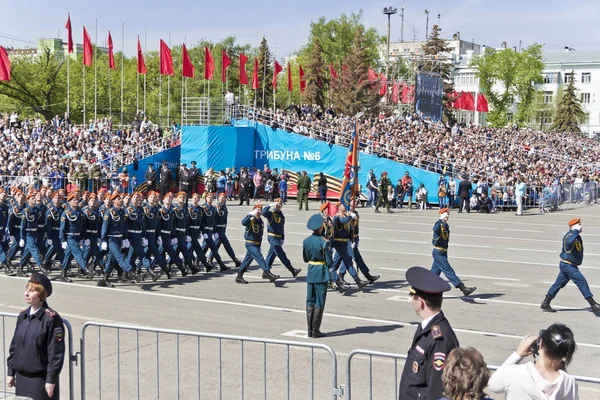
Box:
[307,214,324,230]
[406,266,450,295]
[29,272,53,297]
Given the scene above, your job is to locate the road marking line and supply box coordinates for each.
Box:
[543,281,600,289]
[281,329,309,338]
[506,248,555,253]
[379,268,520,281]
[456,225,498,230]
[387,239,489,249]
[503,229,543,233]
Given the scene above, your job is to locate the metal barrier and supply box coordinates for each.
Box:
[0,312,76,400]
[345,349,600,399]
[80,321,340,400]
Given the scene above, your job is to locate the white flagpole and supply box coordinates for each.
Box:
[144,28,147,115]
[167,32,171,127]
[120,22,124,125]
[67,49,70,118]
[94,18,98,122]
[181,35,185,126]
[83,63,86,124]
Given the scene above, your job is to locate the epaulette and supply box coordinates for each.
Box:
[45,308,57,318]
[431,325,443,339]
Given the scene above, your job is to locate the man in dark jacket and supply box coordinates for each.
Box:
[159,161,172,198]
[145,164,157,193]
[457,175,472,213]
[188,161,199,195]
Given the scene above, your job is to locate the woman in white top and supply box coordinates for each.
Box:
[487,323,578,400]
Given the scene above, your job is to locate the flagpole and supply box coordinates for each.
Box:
[167,32,171,127]
[261,54,266,107]
[159,74,162,127]
[120,22,124,126]
[108,34,112,121]
[181,35,185,126]
[82,63,86,125]
[94,18,98,122]
[144,28,147,115]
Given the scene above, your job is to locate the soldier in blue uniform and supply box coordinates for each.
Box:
[304,214,332,338]
[143,191,172,278]
[206,193,240,268]
[157,192,188,277]
[200,193,229,271]
[541,218,600,313]
[18,192,45,276]
[126,192,161,281]
[263,198,301,277]
[99,192,136,287]
[60,192,94,282]
[43,192,64,272]
[331,203,367,290]
[7,273,65,400]
[348,198,380,284]
[430,208,476,296]
[173,191,199,275]
[235,204,280,284]
[187,193,213,272]
[34,191,48,263]
[7,190,26,274]
[0,189,10,271]
[399,266,460,400]
[82,193,103,274]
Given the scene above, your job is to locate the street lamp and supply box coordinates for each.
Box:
[424,9,430,40]
[383,6,398,79]
[400,1,406,43]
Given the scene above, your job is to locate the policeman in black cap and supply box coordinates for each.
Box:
[7,272,66,399]
[398,266,459,400]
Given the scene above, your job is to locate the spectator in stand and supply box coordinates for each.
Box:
[264,179,273,202]
[440,347,492,400]
[317,172,328,204]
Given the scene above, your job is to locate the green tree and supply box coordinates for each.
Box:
[303,40,327,108]
[553,71,584,132]
[256,37,273,108]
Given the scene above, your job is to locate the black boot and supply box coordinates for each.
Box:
[306,305,315,338]
[458,283,476,296]
[59,269,72,282]
[312,308,326,338]
[386,206,394,213]
[217,259,230,272]
[541,295,556,312]
[354,275,368,289]
[365,272,380,285]
[374,206,381,214]
[177,264,188,277]
[187,263,199,275]
[40,261,51,275]
[233,258,241,268]
[235,271,248,284]
[2,261,12,275]
[586,297,600,313]
[262,269,280,282]
[287,266,302,277]
[160,265,172,279]
[97,273,114,288]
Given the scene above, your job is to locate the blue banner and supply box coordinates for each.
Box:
[123,145,181,189]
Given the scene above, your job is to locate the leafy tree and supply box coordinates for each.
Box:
[256,37,273,108]
[553,71,584,132]
[303,40,327,108]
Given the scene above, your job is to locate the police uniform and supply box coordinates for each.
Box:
[59,197,91,282]
[304,214,332,338]
[187,196,212,271]
[200,195,229,271]
[263,202,301,277]
[542,218,600,313]
[143,193,171,278]
[157,194,188,277]
[430,208,476,296]
[399,267,459,400]
[100,195,136,286]
[206,194,240,268]
[19,200,44,273]
[331,207,366,289]
[43,199,64,271]
[235,204,279,284]
[7,273,65,400]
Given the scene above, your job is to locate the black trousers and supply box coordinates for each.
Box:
[160,183,170,198]
[458,196,470,213]
[16,370,60,399]
[239,187,250,205]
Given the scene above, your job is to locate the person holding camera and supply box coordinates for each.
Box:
[487,324,578,400]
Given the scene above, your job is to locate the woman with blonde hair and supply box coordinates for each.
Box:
[440,347,493,400]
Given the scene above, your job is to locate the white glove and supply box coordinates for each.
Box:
[249,209,258,217]
[101,241,108,251]
[269,203,277,208]
[185,235,192,243]
[202,233,209,239]
[123,239,130,248]
[350,212,357,219]
[197,238,203,245]
[19,239,25,248]
[173,238,178,245]
[84,239,91,246]
[9,236,15,244]
[214,233,219,240]
[351,242,356,249]
[142,238,148,247]
[61,242,68,250]
[97,239,101,245]
[46,239,53,246]
[157,237,163,247]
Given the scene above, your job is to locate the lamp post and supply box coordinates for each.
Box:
[425,9,430,40]
[400,1,406,43]
[383,6,398,79]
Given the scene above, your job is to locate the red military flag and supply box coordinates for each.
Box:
[329,63,338,79]
[462,92,475,111]
[379,74,387,96]
[391,81,400,103]
[476,92,489,112]
[137,37,147,74]
[222,49,231,83]
[239,53,249,85]
[287,63,292,92]
[65,14,73,53]
[159,40,174,75]
[82,27,93,67]
[272,60,283,89]
[252,58,259,90]
[182,44,194,78]
[107,31,115,70]
[204,47,214,80]
[0,46,11,81]
[401,84,415,103]
[299,65,306,93]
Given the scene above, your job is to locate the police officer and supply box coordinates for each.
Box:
[541,218,600,313]
[304,214,333,338]
[159,161,172,198]
[189,161,199,195]
[19,192,45,276]
[331,203,367,290]
[200,193,229,272]
[399,266,460,400]
[43,192,64,273]
[431,208,476,296]
[206,193,241,268]
[263,198,301,277]
[178,164,190,194]
[7,272,65,399]
[235,204,280,284]
[375,171,393,213]
[60,192,93,282]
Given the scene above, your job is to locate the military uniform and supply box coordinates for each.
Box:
[331,211,366,289]
[399,267,459,400]
[157,199,188,277]
[44,201,64,270]
[200,198,229,271]
[297,172,311,211]
[125,202,155,278]
[59,203,90,281]
[348,209,379,284]
[82,203,102,273]
[206,198,240,267]
[173,201,199,274]
[187,200,212,271]
[0,198,9,270]
[375,173,393,213]
[7,200,25,268]
[100,203,135,286]
[19,202,44,273]
[143,199,171,278]
[263,204,300,277]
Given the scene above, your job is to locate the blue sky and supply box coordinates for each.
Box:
[2,0,599,56]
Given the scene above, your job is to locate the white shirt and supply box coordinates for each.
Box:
[420,312,440,329]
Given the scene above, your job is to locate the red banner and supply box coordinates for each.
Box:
[107,31,115,70]
[182,44,194,78]
[159,40,174,75]
[222,49,231,83]
[82,27,93,67]
[204,47,214,80]
[137,37,146,74]
[299,65,306,93]
[239,53,248,85]
[65,14,73,53]
[272,60,283,89]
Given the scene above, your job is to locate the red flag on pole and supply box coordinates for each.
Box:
[239,53,248,85]
[0,46,11,82]
[82,27,93,67]
[107,31,115,70]
[462,92,475,111]
[329,63,338,79]
[379,74,387,96]
[368,67,378,81]
[252,58,259,90]
[299,65,306,93]
[159,39,174,75]
[137,37,147,74]
[204,47,214,80]
[65,14,73,53]
[182,44,194,78]
[391,81,400,103]
[476,93,489,112]
[287,63,292,92]
[401,84,415,103]
[222,50,231,83]
[272,60,283,89]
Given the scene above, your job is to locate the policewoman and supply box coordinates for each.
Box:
[399,267,459,400]
[303,214,332,338]
[7,272,66,400]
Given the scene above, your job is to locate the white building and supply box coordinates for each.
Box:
[379,38,481,61]
[452,48,600,136]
